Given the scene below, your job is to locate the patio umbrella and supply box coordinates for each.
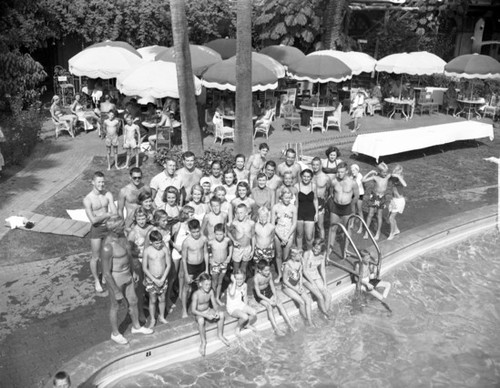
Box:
[260,45,305,67]
[251,53,286,78]
[116,61,202,99]
[310,50,377,75]
[287,54,352,83]
[375,51,446,75]
[205,38,238,59]
[155,45,222,76]
[444,53,500,79]
[69,40,143,79]
[137,45,169,61]
[202,57,278,92]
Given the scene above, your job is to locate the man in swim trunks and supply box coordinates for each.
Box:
[101,216,153,344]
[311,157,331,239]
[176,151,203,203]
[103,110,120,170]
[277,148,302,185]
[362,162,392,241]
[181,219,209,318]
[251,173,275,218]
[263,160,282,191]
[327,162,359,260]
[246,143,269,188]
[84,171,117,293]
[229,203,255,277]
[118,167,151,232]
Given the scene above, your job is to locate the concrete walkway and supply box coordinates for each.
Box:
[0,113,498,387]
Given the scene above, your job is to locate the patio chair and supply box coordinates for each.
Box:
[212,112,235,145]
[286,88,297,106]
[155,125,172,151]
[326,103,342,132]
[309,109,326,133]
[282,103,301,132]
[203,109,214,137]
[416,92,438,115]
[52,117,74,139]
[254,108,275,139]
[482,95,498,120]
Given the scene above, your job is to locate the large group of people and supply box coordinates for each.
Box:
[83,143,402,355]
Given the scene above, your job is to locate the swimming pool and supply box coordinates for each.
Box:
[110,230,500,387]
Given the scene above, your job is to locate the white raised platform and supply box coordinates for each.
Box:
[351,121,494,162]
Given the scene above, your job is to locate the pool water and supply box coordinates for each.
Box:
[116,232,500,387]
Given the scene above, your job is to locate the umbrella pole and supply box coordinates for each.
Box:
[399,75,403,100]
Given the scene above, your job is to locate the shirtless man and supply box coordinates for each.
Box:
[201,197,228,240]
[311,157,331,239]
[246,143,269,188]
[103,110,120,170]
[101,216,153,344]
[326,162,359,259]
[176,151,203,203]
[181,219,209,318]
[191,273,229,356]
[263,160,282,192]
[362,162,392,241]
[234,154,250,183]
[83,171,117,293]
[150,158,182,209]
[229,204,255,277]
[277,148,302,185]
[118,167,151,232]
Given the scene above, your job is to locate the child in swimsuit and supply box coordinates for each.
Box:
[122,115,141,169]
[254,259,295,336]
[272,187,297,284]
[303,238,331,316]
[227,271,257,336]
[355,249,391,301]
[234,154,250,184]
[350,164,365,234]
[103,110,120,170]
[213,185,233,225]
[142,230,172,327]
[276,171,298,205]
[281,247,313,326]
[387,164,407,241]
[208,223,233,306]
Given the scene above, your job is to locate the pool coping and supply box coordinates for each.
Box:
[50,204,497,388]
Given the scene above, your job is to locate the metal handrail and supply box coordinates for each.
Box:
[327,222,365,293]
[345,214,382,278]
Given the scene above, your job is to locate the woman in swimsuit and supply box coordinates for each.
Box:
[350,164,365,234]
[222,169,238,202]
[281,247,313,326]
[387,164,407,241]
[303,238,331,316]
[162,186,181,231]
[272,187,297,284]
[70,93,101,133]
[295,169,318,251]
[231,181,255,220]
[276,171,298,205]
[321,146,343,181]
[187,185,208,223]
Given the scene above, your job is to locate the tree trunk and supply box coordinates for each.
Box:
[322,0,347,50]
[170,0,203,154]
[235,0,253,155]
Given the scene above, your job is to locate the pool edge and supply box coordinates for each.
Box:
[49,204,498,388]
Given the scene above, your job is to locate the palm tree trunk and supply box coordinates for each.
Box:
[235,0,253,155]
[322,0,347,50]
[170,0,203,154]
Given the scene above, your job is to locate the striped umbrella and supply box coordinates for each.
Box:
[155,45,222,76]
[260,45,305,67]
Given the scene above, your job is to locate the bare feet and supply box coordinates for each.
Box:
[147,318,156,329]
[95,281,104,293]
[219,335,230,347]
[181,311,188,319]
[356,228,363,234]
[387,234,394,241]
[363,233,369,240]
[394,228,401,235]
[158,316,168,324]
[199,342,206,356]
[235,327,241,337]
[374,234,380,241]
[167,303,176,314]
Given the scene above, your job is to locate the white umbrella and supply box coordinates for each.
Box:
[375,51,445,75]
[137,45,169,61]
[116,61,202,98]
[68,40,143,79]
[310,50,377,75]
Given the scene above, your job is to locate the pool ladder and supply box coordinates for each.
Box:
[327,215,382,293]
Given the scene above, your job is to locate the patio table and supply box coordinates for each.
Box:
[299,104,337,126]
[456,98,485,120]
[384,97,413,120]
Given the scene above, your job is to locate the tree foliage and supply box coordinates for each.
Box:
[185,0,236,44]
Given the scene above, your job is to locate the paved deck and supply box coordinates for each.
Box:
[0,111,498,387]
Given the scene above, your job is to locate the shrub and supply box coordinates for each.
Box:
[154,146,236,175]
[0,109,43,165]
